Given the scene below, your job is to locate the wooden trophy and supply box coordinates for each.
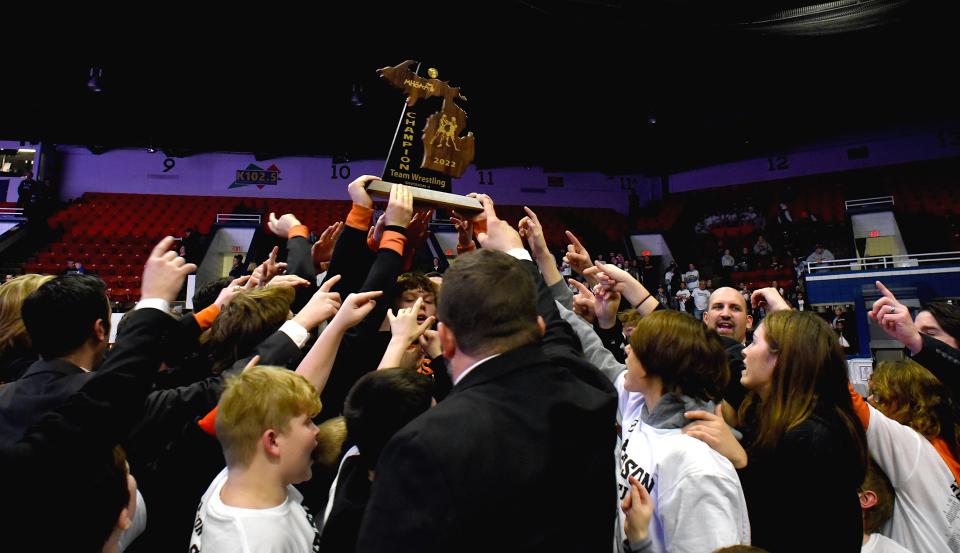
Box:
[368,60,482,213]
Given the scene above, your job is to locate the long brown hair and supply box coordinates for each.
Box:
[871,358,960,460]
[739,310,867,469]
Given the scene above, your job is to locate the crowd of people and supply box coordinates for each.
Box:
[0,175,958,552]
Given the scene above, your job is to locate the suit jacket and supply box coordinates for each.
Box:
[0,357,90,443]
[0,308,175,551]
[356,259,618,553]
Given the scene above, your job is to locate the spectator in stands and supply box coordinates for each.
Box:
[641,255,656,287]
[771,280,784,298]
[721,249,736,271]
[0,274,54,384]
[692,282,711,321]
[16,169,40,209]
[655,286,669,308]
[776,202,793,225]
[858,461,910,553]
[735,247,752,272]
[806,243,835,266]
[753,235,773,258]
[676,281,692,314]
[664,261,678,296]
[228,254,244,279]
[683,262,700,290]
[182,227,203,265]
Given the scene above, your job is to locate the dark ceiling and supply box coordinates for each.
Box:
[4,0,957,175]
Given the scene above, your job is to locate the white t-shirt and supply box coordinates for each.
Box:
[861,533,913,553]
[865,404,960,552]
[692,288,711,311]
[190,467,320,553]
[682,270,699,290]
[614,374,750,553]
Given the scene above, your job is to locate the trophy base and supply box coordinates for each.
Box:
[367,180,483,213]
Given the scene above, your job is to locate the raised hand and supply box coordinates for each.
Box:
[583,261,653,312]
[347,175,379,209]
[473,194,523,252]
[518,206,550,261]
[265,275,311,289]
[384,183,414,228]
[750,287,792,313]
[213,275,250,309]
[141,236,197,303]
[406,208,434,250]
[563,230,598,287]
[449,209,475,249]
[293,274,343,331]
[267,212,302,238]
[569,278,620,329]
[329,290,384,332]
[868,280,922,353]
[311,221,344,267]
[387,297,436,346]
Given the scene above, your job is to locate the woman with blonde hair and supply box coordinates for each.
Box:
[0,274,54,384]
[847,358,960,552]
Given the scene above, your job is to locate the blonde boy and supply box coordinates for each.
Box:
[190,366,322,552]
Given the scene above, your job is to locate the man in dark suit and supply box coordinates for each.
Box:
[357,195,618,553]
[1,235,194,552]
[0,273,112,442]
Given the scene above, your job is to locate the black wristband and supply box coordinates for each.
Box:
[383,225,408,236]
[634,293,652,308]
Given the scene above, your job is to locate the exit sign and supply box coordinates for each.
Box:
[232,246,242,253]
[868,230,880,238]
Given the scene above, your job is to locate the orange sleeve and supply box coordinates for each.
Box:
[379,230,406,257]
[346,204,374,231]
[197,406,218,436]
[848,381,871,430]
[193,304,221,330]
[287,224,309,240]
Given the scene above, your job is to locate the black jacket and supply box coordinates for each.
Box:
[0,308,175,551]
[356,259,618,553]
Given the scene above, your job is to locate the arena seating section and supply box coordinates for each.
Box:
[21,192,629,302]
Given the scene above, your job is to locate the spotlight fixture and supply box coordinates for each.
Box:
[87,67,104,93]
[350,83,364,107]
